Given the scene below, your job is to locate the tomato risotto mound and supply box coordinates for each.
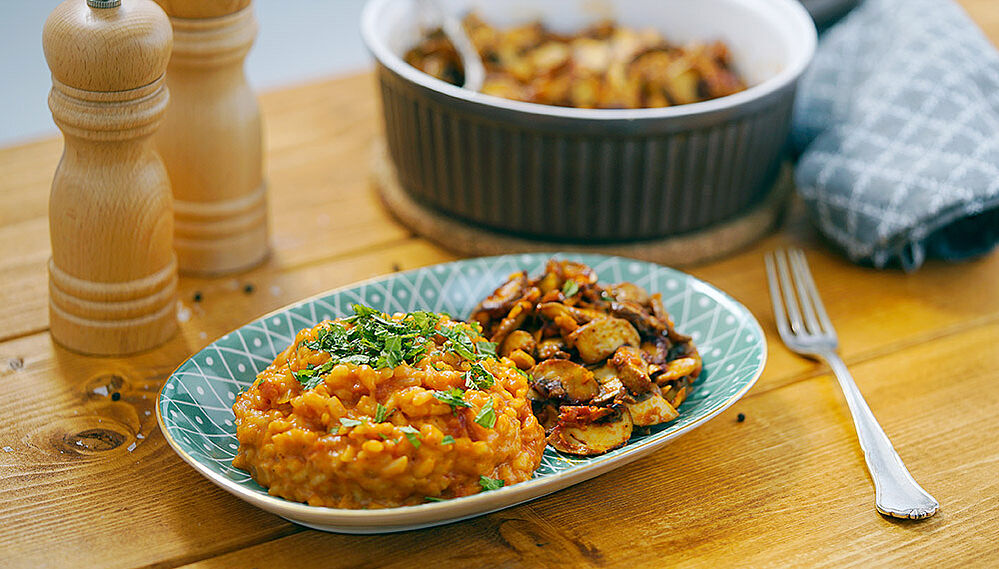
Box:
[232,306,546,508]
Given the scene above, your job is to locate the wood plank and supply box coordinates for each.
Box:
[2,259,995,568]
[4,192,998,393]
[3,69,998,369]
[0,3,996,567]
[0,75,381,229]
[685,209,999,393]
[0,138,61,228]
[177,322,999,569]
[0,74,419,343]
[0,240,455,569]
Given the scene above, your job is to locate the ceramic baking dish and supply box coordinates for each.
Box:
[362,0,816,242]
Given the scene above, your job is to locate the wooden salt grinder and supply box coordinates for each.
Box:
[153,0,270,275]
[43,0,178,355]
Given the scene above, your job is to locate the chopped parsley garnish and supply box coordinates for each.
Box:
[374,403,388,422]
[293,304,442,390]
[292,305,502,392]
[297,372,325,390]
[425,496,447,502]
[562,279,580,297]
[441,435,455,445]
[476,341,498,359]
[292,358,337,389]
[479,476,505,492]
[398,425,421,448]
[438,322,497,361]
[433,387,472,411]
[339,417,362,428]
[464,363,496,390]
[437,324,478,360]
[474,398,496,429]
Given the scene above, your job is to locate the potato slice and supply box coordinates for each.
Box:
[548,406,633,455]
[625,386,679,426]
[531,359,599,403]
[568,317,640,363]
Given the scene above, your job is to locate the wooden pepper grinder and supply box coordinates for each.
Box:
[43,0,178,355]
[153,0,269,275]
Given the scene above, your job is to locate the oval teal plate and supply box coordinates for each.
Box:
[157,253,766,533]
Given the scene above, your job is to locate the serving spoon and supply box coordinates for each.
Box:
[417,0,486,91]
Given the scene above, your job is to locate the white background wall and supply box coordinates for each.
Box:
[0,0,373,147]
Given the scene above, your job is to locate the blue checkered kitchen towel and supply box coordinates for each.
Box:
[792,0,999,270]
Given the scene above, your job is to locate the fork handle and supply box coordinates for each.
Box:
[820,351,939,519]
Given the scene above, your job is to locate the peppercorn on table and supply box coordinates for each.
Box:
[2,2,999,566]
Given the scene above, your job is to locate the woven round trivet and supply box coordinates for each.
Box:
[372,140,792,267]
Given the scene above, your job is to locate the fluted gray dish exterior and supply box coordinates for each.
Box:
[379,63,798,242]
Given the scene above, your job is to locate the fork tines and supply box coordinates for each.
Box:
[765,248,836,342]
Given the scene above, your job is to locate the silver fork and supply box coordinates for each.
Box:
[765,248,939,519]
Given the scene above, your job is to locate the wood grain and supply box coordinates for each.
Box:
[0,241,454,569]
[176,322,999,569]
[0,74,396,344]
[2,70,998,366]
[153,0,250,20]
[155,0,269,274]
[1,1,997,566]
[43,0,178,355]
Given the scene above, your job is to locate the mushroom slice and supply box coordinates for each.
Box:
[538,302,603,325]
[592,376,626,406]
[548,258,598,286]
[611,300,665,335]
[590,364,617,385]
[548,405,633,456]
[644,337,675,366]
[508,349,536,370]
[568,317,641,363]
[610,346,654,394]
[531,359,599,403]
[538,303,581,336]
[650,293,692,343]
[670,385,688,408]
[609,282,651,306]
[531,401,561,434]
[489,298,534,345]
[535,270,560,295]
[501,329,537,357]
[624,386,679,426]
[653,355,702,385]
[640,339,669,364]
[537,337,570,360]
[471,271,528,321]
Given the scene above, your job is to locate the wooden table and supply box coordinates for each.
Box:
[3,3,998,566]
